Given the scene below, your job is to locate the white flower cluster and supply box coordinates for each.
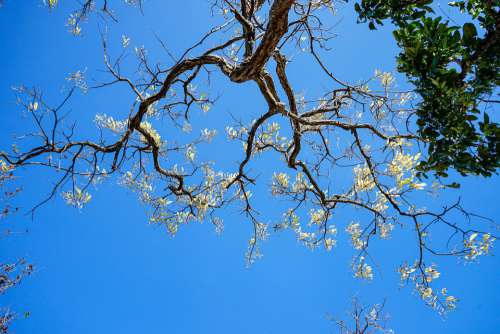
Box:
[309,208,327,225]
[245,222,269,265]
[379,222,394,239]
[346,222,366,250]
[66,13,82,36]
[201,128,217,143]
[374,69,395,88]
[225,126,247,140]
[399,262,457,313]
[122,35,131,48]
[120,171,156,204]
[0,159,12,174]
[139,121,163,147]
[354,256,373,280]
[271,172,312,197]
[291,172,310,193]
[387,151,426,190]
[464,233,495,260]
[62,187,92,209]
[66,69,88,93]
[372,192,389,213]
[255,122,290,152]
[185,145,196,162]
[94,114,127,134]
[353,165,375,192]
[271,172,289,195]
[280,209,337,251]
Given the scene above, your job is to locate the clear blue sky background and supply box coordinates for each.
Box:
[1,1,499,333]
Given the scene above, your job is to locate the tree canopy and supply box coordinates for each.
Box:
[0,0,498,333]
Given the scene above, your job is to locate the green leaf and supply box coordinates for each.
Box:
[462,23,477,42]
[484,113,490,124]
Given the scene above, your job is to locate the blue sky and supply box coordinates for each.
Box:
[0,1,499,333]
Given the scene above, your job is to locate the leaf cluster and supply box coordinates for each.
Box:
[355,0,500,177]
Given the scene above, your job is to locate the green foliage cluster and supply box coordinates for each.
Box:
[355,0,500,178]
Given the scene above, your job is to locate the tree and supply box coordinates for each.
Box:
[0,0,498,331]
